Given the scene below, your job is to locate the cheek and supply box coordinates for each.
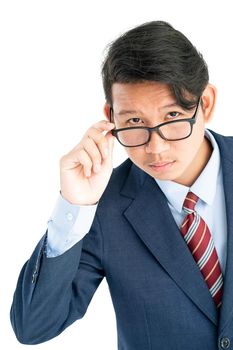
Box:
[125,148,141,159]
[176,131,204,164]
[124,147,147,165]
[178,145,193,165]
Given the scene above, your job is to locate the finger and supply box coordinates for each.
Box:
[82,137,103,173]
[86,128,112,160]
[78,149,93,177]
[62,147,93,176]
[92,120,115,132]
[104,131,115,163]
[74,120,115,157]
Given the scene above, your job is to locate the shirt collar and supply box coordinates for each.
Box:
[155,129,221,213]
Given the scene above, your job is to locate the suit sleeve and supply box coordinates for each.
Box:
[10,212,105,345]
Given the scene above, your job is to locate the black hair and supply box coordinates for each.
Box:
[101,21,209,110]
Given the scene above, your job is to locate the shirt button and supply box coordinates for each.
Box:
[66,212,73,222]
[220,337,231,349]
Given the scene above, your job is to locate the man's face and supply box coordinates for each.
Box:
[111,81,213,187]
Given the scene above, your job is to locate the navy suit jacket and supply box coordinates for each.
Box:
[10,130,233,349]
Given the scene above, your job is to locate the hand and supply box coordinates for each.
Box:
[60,120,115,205]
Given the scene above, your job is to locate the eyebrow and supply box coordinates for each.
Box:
[115,102,181,117]
[116,110,142,116]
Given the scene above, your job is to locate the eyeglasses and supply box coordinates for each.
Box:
[110,97,201,147]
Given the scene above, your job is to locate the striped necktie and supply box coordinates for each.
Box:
[180,191,223,308]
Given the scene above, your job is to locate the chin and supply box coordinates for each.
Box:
[142,167,175,181]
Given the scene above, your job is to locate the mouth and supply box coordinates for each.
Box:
[148,161,176,172]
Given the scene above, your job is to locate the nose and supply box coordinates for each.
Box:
[145,131,170,154]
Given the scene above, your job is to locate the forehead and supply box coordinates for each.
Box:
[112,81,176,111]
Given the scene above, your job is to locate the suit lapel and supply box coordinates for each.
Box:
[213,132,233,331]
[121,164,218,325]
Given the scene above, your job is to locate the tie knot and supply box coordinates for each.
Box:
[183,191,199,213]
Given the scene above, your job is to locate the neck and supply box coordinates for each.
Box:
[177,136,213,187]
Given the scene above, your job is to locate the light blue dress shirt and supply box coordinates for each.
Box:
[46,197,97,257]
[155,130,227,273]
[47,129,227,274]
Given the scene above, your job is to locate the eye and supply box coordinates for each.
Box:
[127,117,143,125]
[167,111,180,119]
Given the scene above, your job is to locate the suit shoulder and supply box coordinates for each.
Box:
[209,129,233,153]
[209,129,233,142]
[207,129,233,167]
[108,158,133,190]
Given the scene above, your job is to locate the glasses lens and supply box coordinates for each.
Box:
[159,121,192,140]
[116,121,192,146]
[117,128,149,146]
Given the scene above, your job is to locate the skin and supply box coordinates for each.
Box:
[108,81,216,187]
[60,81,216,205]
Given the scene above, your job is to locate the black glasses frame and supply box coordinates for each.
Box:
[110,97,201,147]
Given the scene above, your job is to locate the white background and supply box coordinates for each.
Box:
[1,0,233,348]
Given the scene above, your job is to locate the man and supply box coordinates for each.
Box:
[10,21,233,349]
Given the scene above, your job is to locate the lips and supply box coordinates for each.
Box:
[149,161,175,167]
[148,160,175,172]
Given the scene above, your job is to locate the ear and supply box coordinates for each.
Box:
[103,102,111,121]
[201,83,217,124]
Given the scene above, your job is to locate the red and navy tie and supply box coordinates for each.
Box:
[180,191,223,308]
